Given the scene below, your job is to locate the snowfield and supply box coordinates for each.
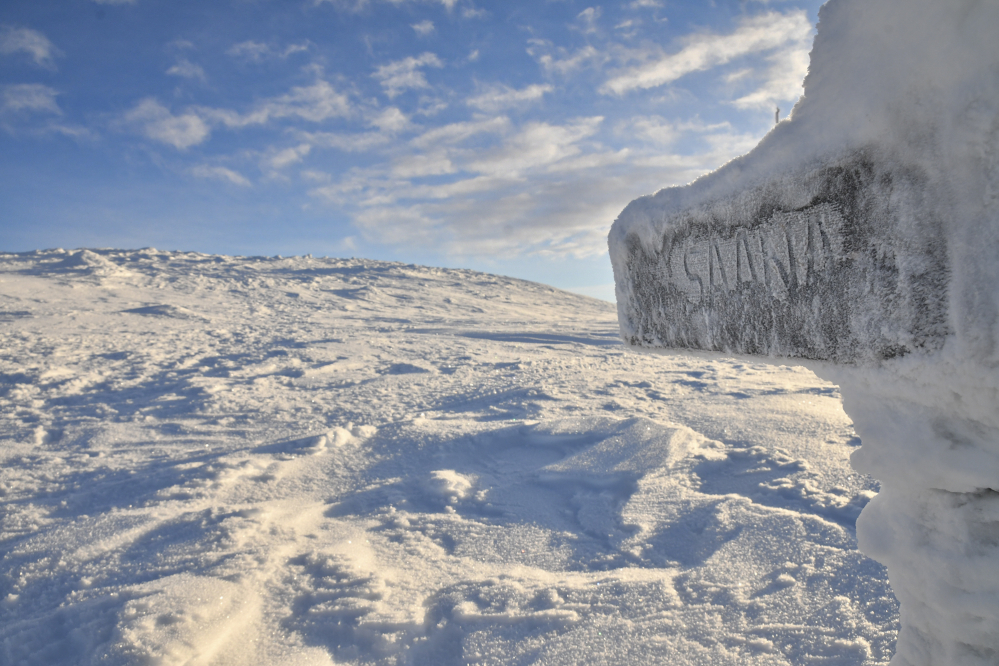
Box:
[0,249,897,665]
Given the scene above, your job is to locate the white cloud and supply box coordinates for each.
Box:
[466,83,552,113]
[1,84,61,115]
[266,143,313,170]
[618,115,737,148]
[201,79,353,127]
[391,151,456,178]
[0,26,61,70]
[527,41,603,76]
[731,42,810,109]
[190,165,251,187]
[0,84,92,138]
[629,0,661,7]
[576,7,601,35]
[415,95,448,116]
[226,40,310,62]
[412,20,435,36]
[304,106,769,261]
[466,117,602,177]
[122,76,354,151]
[409,116,509,150]
[124,98,210,149]
[314,0,459,10]
[166,58,207,82]
[622,115,676,146]
[296,129,393,152]
[372,52,443,98]
[601,10,812,95]
[311,117,605,207]
[368,106,412,133]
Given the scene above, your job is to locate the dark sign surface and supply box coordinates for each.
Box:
[617,151,950,364]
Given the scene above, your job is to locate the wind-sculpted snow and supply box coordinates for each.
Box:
[0,249,896,664]
[609,0,999,663]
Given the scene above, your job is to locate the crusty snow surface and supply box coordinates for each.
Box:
[0,249,897,665]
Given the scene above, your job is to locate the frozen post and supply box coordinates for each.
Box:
[608,0,999,663]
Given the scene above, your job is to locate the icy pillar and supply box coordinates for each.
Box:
[608,147,999,664]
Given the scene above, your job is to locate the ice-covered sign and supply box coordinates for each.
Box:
[609,0,999,663]
[619,152,949,364]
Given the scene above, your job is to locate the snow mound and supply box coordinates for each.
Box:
[609,0,999,663]
[52,249,133,278]
[422,470,476,503]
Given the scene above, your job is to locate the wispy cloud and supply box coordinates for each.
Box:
[410,116,510,149]
[575,7,602,35]
[372,52,443,98]
[295,129,394,153]
[1,84,61,115]
[391,151,456,178]
[466,83,552,113]
[0,84,92,138]
[465,117,603,177]
[262,143,313,173]
[190,165,251,187]
[368,106,412,132]
[200,79,353,127]
[313,0,460,11]
[303,105,763,260]
[166,58,207,82]
[601,10,811,94]
[123,74,354,151]
[731,41,810,109]
[226,40,310,63]
[412,20,435,36]
[527,40,604,76]
[618,115,733,147]
[124,98,210,149]
[0,26,61,70]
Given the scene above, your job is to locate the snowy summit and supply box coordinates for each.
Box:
[0,249,895,664]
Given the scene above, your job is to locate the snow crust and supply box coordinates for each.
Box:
[0,249,896,664]
[609,0,999,663]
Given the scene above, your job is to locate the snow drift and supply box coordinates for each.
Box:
[608,0,999,663]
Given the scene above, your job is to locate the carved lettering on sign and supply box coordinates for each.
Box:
[666,204,845,304]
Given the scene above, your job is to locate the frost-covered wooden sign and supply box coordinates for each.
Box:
[614,152,949,364]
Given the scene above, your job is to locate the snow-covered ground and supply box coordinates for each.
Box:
[0,249,897,665]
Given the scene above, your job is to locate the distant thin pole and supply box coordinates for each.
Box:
[775,106,781,125]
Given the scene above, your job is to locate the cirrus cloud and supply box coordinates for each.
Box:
[190,165,251,187]
[0,26,61,70]
[466,83,553,113]
[601,10,812,95]
[1,83,62,115]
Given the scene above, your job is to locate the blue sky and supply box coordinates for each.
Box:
[1,0,824,301]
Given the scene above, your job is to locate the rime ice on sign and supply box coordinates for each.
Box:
[618,152,948,364]
[609,0,999,663]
